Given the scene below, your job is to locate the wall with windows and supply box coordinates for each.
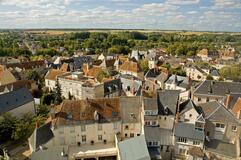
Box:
[179,108,199,124]
[45,79,56,91]
[158,116,175,130]
[121,122,142,139]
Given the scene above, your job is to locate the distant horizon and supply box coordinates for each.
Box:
[0,0,241,32]
[1,28,241,33]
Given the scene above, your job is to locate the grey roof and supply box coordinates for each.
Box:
[144,98,158,111]
[73,56,92,69]
[148,148,161,160]
[29,122,54,151]
[0,87,34,114]
[156,72,168,83]
[193,80,241,97]
[120,75,143,96]
[31,146,68,160]
[179,99,202,115]
[210,69,220,77]
[205,139,237,158]
[157,90,180,115]
[120,97,142,123]
[118,135,150,160]
[144,126,174,146]
[199,101,240,124]
[104,78,122,96]
[145,69,159,79]
[174,122,205,141]
[165,75,190,89]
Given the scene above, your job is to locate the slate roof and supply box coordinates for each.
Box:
[145,69,160,79]
[179,99,203,115]
[0,87,34,114]
[156,72,168,83]
[144,98,158,111]
[118,135,150,160]
[193,80,241,97]
[0,80,35,92]
[174,122,205,141]
[157,90,180,115]
[31,146,68,160]
[73,56,92,69]
[104,78,122,96]
[205,139,237,158]
[29,122,54,151]
[199,101,240,124]
[144,126,174,146]
[165,75,190,89]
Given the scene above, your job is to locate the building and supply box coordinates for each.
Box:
[174,99,205,160]
[0,65,16,86]
[0,87,35,117]
[103,78,122,98]
[118,61,143,78]
[199,101,241,159]
[165,75,191,101]
[29,97,144,160]
[197,49,217,62]
[185,66,207,81]
[192,80,241,105]
[45,69,67,91]
[58,72,104,100]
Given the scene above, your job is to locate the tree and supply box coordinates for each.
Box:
[97,70,109,82]
[140,60,149,74]
[206,74,214,80]
[27,70,40,81]
[36,105,50,117]
[0,114,17,142]
[54,80,62,105]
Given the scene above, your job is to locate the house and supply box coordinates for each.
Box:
[58,72,104,100]
[45,69,67,91]
[6,60,45,70]
[156,72,169,90]
[118,60,143,78]
[192,80,241,105]
[119,74,143,96]
[174,99,205,160]
[144,69,161,93]
[185,66,207,81]
[197,49,217,61]
[0,65,16,86]
[29,97,144,160]
[82,64,103,79]
[219,47,236,60]
[118,135,150,160]
[199,101,241,159]
[165,75,191,101]
[103,78,122,98]
[0,87,35,117]
[130,50,145,61]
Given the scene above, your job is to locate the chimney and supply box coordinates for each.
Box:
[225,94,231,109]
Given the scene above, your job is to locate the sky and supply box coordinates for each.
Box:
[0,0,241,32]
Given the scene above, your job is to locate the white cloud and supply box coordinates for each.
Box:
[212,0,241,8]
[166,0,200,5]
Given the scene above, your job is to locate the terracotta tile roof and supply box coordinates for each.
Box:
[83,64,103,78]
[45,69,66,80]
[59,63,69,72]
[0,80,36,92]
[119,61,141,73]
[54,98,120,126]
[0,65,16,85]
[232,98,241,115]
[219,50,236,58]
[197,49,209,56]
[6,60,45,70]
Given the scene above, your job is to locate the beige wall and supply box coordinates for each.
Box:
[159,116,175,130]
[45,79,56,91]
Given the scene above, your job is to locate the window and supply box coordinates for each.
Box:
[193,141,200,146]
[206,97,209,102]
[125,125,129,130]
[130,133,134,137]
[145,121,151,125]
[125,133,128,137]
[98,124,102,130]
[160,145,163,151]
[166,146,170,152]
[232,125,237,132]
[189,114,192,117]
[137,134,140,136]
[215,123,225,132]
[152,121,157,126]
[98,135,102,141]
[164,117,167,120]
[82,135,86,142]
[148,142,152,146]
[178,137,187,143]
[198,97,201,102]
[81,125,86,131]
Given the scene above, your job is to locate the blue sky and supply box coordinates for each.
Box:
[0,0,241,31]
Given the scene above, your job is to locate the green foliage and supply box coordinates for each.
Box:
[206,74,214,80]
[27,70,40,81]
[170,66,186,76]
[36,105,50,117]
[220,64,241,82]
[97,70,110,82]
[54,80,62,105]
[0,114,17,143]
[41,93,54,105]
[139,60,149,74]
